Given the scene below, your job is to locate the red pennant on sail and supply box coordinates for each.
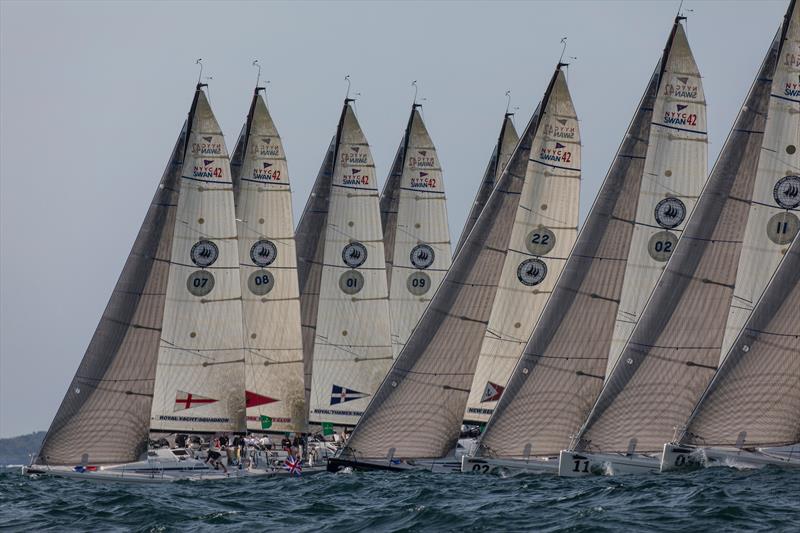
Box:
[174,391,218,412]
[246,390,279,408]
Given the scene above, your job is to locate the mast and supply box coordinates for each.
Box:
[231,86,306,433]
[678,234,800,448]
[571,6,794,456]
[477,16,703,459]
[305,98,393,428]
[464,71,582,424]
[340,65,565,460]
[37,122,187,465]
[381,104,453,358]
[149,85,247,434]
[454,112,519,256]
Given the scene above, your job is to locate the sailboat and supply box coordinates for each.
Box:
[454,111,519,256]
[327,63,580,473]
[229,86,306,436]
[558,0,798,477]
[297,94,393,431]
[661,233,800,471]
[463,15,708,476]
[464,93,582,424]
[380,101,452,359]
[26,83,269,481]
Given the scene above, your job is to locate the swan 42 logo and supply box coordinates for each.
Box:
[540,142,572,163]
[342,168,370,186]
[784,82,800,99]
[410,171,437,189]
[255,137,280,157]
[252,161,281,181]
[664,104,697,127]
[192,159,224,179]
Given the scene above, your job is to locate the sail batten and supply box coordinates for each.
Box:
[342,66,568,460]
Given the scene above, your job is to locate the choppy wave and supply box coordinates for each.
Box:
[1,466,798,531]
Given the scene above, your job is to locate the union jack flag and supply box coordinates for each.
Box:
[284,455,302,476]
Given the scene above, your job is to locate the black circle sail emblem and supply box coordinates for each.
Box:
[342,242,368,268]
[250,239,277,267]
[190,240,219,267]
[517,258,547,286]
[654,197,687,229]
[410,244,435,269]
[773,175,800,209]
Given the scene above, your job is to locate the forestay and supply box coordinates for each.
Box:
[721,3,800,360]
[150,87,247,434]
[231,90,305,433]
[381,106,452,358]
[465,76,581,423]
[341,66,563,460]
[36,124,187,466]
[307,101,393,427]
[678,234,800,449]
[572,22,787,456]
[477,18,698,459]
[454,113,519,256]
[606,23,708,374]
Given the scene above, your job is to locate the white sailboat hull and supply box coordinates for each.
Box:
[660,443,800,471]
[22,448,325,482]
[461,455,558,475]
[557,450,661,477]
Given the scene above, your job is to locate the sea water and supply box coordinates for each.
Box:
[1,466,798,531]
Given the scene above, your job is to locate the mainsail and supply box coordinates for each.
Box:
[477,18,702,459]
[306,100,393,427]
[380,106,452,358]
[465,80,581,423]
[721,4,800,359]
[677,234,799,449]
[149,86,247,433]
[341,65,567,460]
[454,113,519,256]
[36,124,186,465]
[606,23,708,374]
[572,12,793,456]
[230,88,305,433]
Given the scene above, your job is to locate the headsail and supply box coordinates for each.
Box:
[231,89,305,433]
[678,234,799,449]
[381,106,452,358]
[149,86,246,433]
[454,113,519,256]
[306,101,393,427]
[296,137,336,402]
[721,3,800,359]
[606,22,708,374]
[341,66,566,460]
[477,18,701,459]
[465,77,581,423]
[572,10,792,455]
[36,124,187,465]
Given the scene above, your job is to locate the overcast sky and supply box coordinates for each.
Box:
[0,0,788,437]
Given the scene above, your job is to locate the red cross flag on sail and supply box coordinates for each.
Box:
[174,391,218,412]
